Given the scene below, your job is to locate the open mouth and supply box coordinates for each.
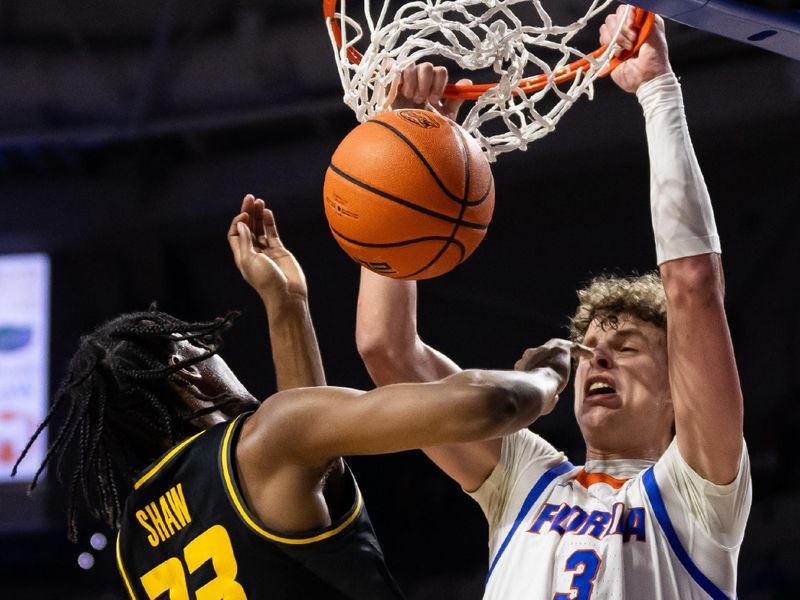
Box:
[586,381,617,398]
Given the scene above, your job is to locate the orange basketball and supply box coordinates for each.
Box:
[323,109,495,280]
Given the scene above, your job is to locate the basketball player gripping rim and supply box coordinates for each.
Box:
[357,6,751,599]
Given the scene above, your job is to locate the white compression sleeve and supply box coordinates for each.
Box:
[637,72,720,265]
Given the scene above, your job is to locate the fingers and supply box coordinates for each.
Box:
[262,208,282,248]
[231,194,284,256]
[414,63,434,104]
[515,338,588,371]
[514,346,542,370]
[240,193,255,215]
[253,198,263,236]
[227,212,248,240]
[400,64,418,101]
[252,198,268,247]
[227,212,248,265]
[399,63,449,106]
[236,221,255,259]
[599,4,637,51]
[440,77,472,121]
[430,66,448,105]
[227,214,249,268]
[570,342,594,361]
[230,193,262,259]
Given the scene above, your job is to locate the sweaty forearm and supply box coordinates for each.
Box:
[445,367,561,438]
[494,368,561,433]
[638,73,720,265]
[264,295,326,390]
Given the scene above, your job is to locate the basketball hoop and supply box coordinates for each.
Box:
[324,0,654,160]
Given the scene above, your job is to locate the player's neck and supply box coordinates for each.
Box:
[584,440,669,463]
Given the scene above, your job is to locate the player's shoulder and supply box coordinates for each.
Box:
[131,418,234,493]
[653,436,751,489]
[495,428,568,486]
[502,428,563,461]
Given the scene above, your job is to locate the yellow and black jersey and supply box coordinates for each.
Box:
[116,414,404,599]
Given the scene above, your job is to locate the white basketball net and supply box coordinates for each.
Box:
[327,0,630,161]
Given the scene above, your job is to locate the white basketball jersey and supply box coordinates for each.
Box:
[469,430,751,600]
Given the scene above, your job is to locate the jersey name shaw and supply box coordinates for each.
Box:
[529,502,646,543]
[134,483,192,547]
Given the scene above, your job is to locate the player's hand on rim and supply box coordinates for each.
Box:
[391,62,471,123]
[227,194,308,302]
[600,5,672,93]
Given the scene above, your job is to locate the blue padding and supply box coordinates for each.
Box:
[642,467,734,600]
[624,0,800,61]
[485,460,575,583]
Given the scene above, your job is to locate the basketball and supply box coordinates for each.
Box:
[323,109,495,280]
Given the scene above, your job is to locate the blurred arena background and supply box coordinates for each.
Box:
[1,0,798,598]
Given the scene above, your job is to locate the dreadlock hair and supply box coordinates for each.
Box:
[12,305,239,542]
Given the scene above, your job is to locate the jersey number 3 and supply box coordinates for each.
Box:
[140,524,247,600]
[553,549,602,600]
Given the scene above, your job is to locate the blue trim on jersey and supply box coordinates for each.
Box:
[486,460,575,584]
[642,467,734,600]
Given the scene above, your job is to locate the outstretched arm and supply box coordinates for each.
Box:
[603,7,743,484]
[355,63,468,388]
[357,65,510,491]
[238,339,585,534]
[228,195,326,389]
[249,339,585,464]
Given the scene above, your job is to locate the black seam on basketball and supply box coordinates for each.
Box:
[477,176,493,204]
[453,127,472,264]
[452,124,470,265]
[366,120,487,207]
[330,226,465,259]
[332,226,465,279]
[403,127,472,278]
[328,163,488,230]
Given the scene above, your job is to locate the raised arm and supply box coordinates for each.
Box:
[358,268,506,491]
[356,268,460,385]
[237,340,582,533]
[355,64,523,491]
[603,8,743,484]
[355,62,468,385]
[228,195,326,389]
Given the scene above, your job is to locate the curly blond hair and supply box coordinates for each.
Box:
[569,272,666,343]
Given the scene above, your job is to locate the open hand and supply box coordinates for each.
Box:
[600,5,672,93]
[227,194,307,302]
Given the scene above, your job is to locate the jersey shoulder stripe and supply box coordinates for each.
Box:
[219,415,364,545]
[486,460,576,583]
[134,430,205,490]
[116,530,135,600]
[643,466,734,600]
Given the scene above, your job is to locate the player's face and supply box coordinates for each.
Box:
[170,340,260,426]
[573,315,673,458]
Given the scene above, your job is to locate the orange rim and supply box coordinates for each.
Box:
[323,0,655,100]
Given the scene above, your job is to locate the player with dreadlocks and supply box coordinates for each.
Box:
[14,187,589,599]
[12,305,245,542]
